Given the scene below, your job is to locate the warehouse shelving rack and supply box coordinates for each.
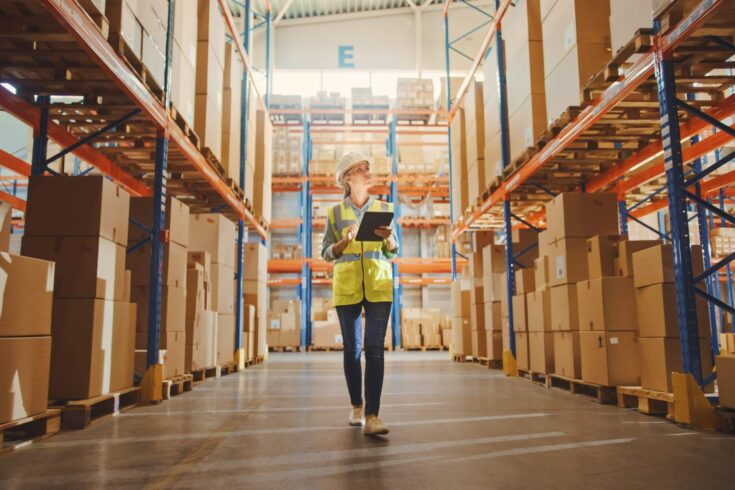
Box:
[0,0,272,402]
[444,0,735,399]
[269,108,457,348]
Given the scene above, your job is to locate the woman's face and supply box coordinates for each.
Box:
[345,162,371,190]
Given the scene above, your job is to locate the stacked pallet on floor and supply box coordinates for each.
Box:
[0,202,60,449]
[22,176,139,428]
[128,196,190,383]
[184,251,218,376]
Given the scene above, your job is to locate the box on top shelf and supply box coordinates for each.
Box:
[189,213,237,268]
[541,0,612,123]
[25,176,130,246]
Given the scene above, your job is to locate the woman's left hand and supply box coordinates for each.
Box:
[374,225,392,239]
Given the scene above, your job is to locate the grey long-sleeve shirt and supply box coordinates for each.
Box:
[321,197,399,262]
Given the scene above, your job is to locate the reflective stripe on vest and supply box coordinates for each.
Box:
[363,250,389,261]
[335,253,361,264]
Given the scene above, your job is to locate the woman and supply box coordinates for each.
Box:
[321,152,398,436]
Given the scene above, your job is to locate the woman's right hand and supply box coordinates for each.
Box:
[333,224,358,257]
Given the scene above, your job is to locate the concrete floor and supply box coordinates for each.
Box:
[1,352,734,489]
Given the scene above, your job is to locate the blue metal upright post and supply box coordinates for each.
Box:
[618,201,629,235]
[145,0,175,393]
[653,28,702,384]
[443,13,457,280]
[30,95,50,176]
[300,120,312,347]
[494,0,515,358]
[265,9,271,109]
[234,0,252,366]
[389,120,402,348]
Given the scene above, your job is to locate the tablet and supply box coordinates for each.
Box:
[356,211,394,242]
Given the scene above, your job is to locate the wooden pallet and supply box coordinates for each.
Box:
[162,374,194,400]
[617,386,675,418]
[219,362,239,376]
[716,407,735,434]
[517,369,548,386]
[191,366,220,383]
[268,346,302,353]
[51,387,140,430]
[0,409,61,454]
[547,374,617,404]
[472,357,503,369]
[169,105,200,149]
[453,354,471,363]
[308,345,344,352]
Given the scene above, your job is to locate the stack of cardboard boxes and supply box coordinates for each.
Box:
[254,110,273,223]
[395,78,434,110]
[540,0,612,124]
[243,242,268,360]
[221,41,244,184]
[273,128,303,176]
[185,251,217,372]
[22,176,136,400]
[576,235,658,386]
[450,107,469,220]
[312,307,342,349]
[633,244,713,392]
[0,203,55,424]
[267,300,302,349]
[468,232,493,359]
[194,0,227,163]
[127,197,190,379]
[451,276,472,357]
[464,81,485,206]
[401,309,444,348]
[189,214,237,366]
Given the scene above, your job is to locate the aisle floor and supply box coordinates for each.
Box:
[1,352,734,489]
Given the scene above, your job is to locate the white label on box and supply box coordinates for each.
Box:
[335,334,343,344]
[555,255,565,279]
[564,23,576,51]
[609,337,619,345]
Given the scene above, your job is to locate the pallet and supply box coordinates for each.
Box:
[547,374,617,405]
[51,387,140,430]
[617,386,675,419]
[191,365,220,383]
[472,357,503,369]
[201,147,227,179]
[268,346,302,353]
[453,354,472,363]
[0,409,61,454]
[517,369,548,386]
[169,105,200,149]
[162,374,194,400]
[219,362,239,377]
[308,345,344,352]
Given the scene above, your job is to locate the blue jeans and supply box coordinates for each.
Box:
[336,300,392,416]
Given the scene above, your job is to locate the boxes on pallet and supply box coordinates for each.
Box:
[450,107,469,220]
[541,0,612,123]
[580,331,641,386]
[186,310,216,372]
[127,241,188,288]
[465,81,485,205]
[716,355,735,409]
[576,277,637,331]
[0,337,52,424]
[632,243,703,288]
[106,0,142,57]
[442,328,452,348]
[511,295,528,333]
[639,337,714,393]
[485,331,503,361]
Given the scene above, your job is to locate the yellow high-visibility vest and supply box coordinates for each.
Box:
[327,199,394,306]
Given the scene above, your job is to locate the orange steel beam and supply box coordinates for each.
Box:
[0,149,31,177]
[268,277,300,287]
[445,0,513,123]
[285,127,448,135]
[0,89,149,196]
[270,218,302,229]
[452,0,725,240]
[311,140,447,147]
[398,217,451,227]
[42,0,267,239]
[0,191,26,211]
[400,277,453,286]
[312,278,333,285]
[270,108,446,117]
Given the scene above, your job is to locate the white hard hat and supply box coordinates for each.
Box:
[335,152,370,185]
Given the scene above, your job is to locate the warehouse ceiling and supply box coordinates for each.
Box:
[250,0,445,21]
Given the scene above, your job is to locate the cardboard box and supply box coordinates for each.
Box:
[511,295,527,332]
[527,288,551,332]
[470,300,485,332]
[632,244,703,288]
[550,284,579,331]
[534,256,549,289]
[111,301,136,392]
[544,193,619,243]
[471,329,487,358]
[482,244,506,274]
[216,313,235,365]
[162,330,186,379]
[553,331,581,379]
[721,333,735,355]
[244,242,268,281]
[549,237,589,287]
[126,240,188,289]
[586,235,624,280]
[529,331,554,374]
[187,250,212,281]
[128,196,190,248]
[451,317,472,356]
[0,253,54,337]
[451,281,472,318]
[22,236,125,301]
[131,286,187,346]
[188,214,237,269]
[639,337,714,392]
[485,331,503,360]
[25,176,130,246]
[49,298,126,400]
[211,263,235,314]
[243,304,256,333]
[483,272,504,302]
[580,331,641,386]
[312,321,342,348]
[515,331,530,370]
[614,240,661,277]
[515,267,536,295]
[716,355,735,409]
[577,277,637,332]
[0,336,52,424]
[636,283,711,338]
